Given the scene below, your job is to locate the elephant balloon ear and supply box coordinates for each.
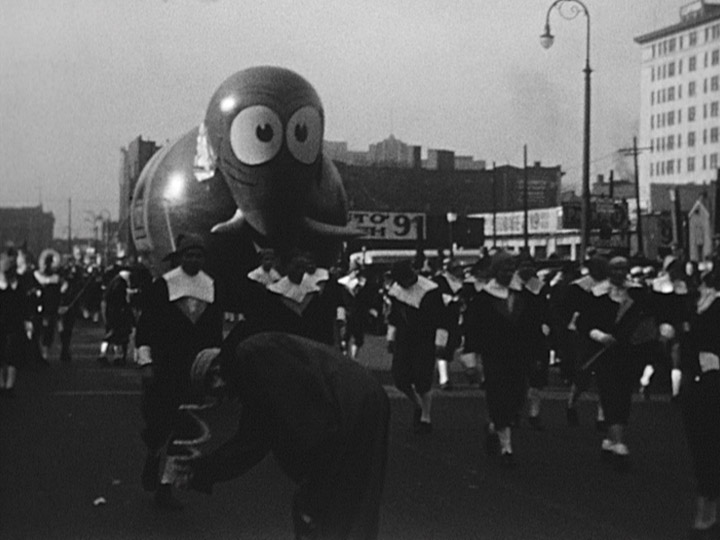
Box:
[193,122,217,182]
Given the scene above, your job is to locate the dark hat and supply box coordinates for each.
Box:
[488,250,515,278]
[163,233,206,261]
[390,259,417,283]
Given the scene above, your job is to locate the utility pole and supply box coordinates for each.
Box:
[492,161,497,248]
[523,145,529,252]
[67,197,72,255]
[619,138,651,257]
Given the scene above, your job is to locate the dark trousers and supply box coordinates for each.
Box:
[682,371,720,499]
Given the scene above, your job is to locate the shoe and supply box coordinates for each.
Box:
[566,407,579,427]
[601,439,614,460]
[141,452,161,492]
[439,381,454,392]
[154,484,183,511]
[500,452,516,468]
[485,425,500,456]
[528,416,545,431]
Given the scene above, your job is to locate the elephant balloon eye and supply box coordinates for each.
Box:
[286,106,321,165]
[294,124,308,143]
[256,124,275,142]
[230,105,283,165]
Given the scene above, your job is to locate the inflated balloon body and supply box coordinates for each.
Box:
[131,66,357,309]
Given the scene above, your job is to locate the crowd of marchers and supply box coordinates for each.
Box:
[2,236,719,539]
[0,244,154,395]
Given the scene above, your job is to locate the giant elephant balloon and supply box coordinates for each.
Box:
[131,66,358,308]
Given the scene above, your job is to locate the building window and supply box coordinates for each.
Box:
[711,127,719,142]
[651,91,655,105]
[704,103,708,119]
[679,58,684,74]
[668,135,675,150]
[713,49,720,65]
[713,76,720,91]
[689,131,696,146]
[679,84,683,99]
[712,101,719,116]
[712,153,719,169]
[679,108,683,123]
[678,133,682,148]
[689,106,696,121]
[668,110,676,125]
[678,159,682,173]
[668,86,675,101]
[690,55,697,71]
[705,78,708,94]
[689,80,696,96]
[688,156,696,171]
[667,159,675,174]
[668,62,676,77]
[652,44,656,58]
[703,155,707,170]
[690,31,697,46]
[669,38,676,53]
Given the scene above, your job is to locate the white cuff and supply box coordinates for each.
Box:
[435,328,449,348]
[589,329,608,343]
[386,325,396,342]
[336,307,347,322]
[136,345,153,366]
[459,352,477,368]
[671,368,682,396]
[659,323,675,340]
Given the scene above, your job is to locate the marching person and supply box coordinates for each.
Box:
[562,255,610,429]
[515,255,552,430]
[575,256,657,470]
[184,332,390,540]
[678,269,720,538]
[32,250,64,363]
[433,258,466,391]
[136,233,224,510]
[463,251,532,466]
[97,267,135,366]
[0,249,33,397]
[386,260,448,434]
[337,264,373,361]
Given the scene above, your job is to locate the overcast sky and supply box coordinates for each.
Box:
[0,0,682,238]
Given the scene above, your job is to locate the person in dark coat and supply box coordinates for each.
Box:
[433,258,466,391]
[337,265,374,361]
[136,233,224,509]
[57,260,85,363]
[386,259,448,434]
[184,332,390,540]
[32,249,64,363]
[515,256,552,430]
[97,268,135,366]
[575,256,658,469]
[462,250,532,467]
[233,251,344,348]
[678,269,720,537]
[0,249,33,397]
[561,255,610,428]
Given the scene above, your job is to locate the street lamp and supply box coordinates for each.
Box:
[446,212,458,257]
[541,0,592,261]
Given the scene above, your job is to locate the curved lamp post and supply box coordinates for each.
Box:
[541,0,592,261]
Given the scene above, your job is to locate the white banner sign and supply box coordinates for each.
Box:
[348,211,426,240]
[470,207,563,236]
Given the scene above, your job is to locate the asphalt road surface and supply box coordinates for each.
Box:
[0,319,698,539]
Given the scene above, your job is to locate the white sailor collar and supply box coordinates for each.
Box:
[247,266,281,286]
[441,271,464,294]
[590,279,612,297]
[338,271,365,294]
[33,270,60,286]
[388,275,438,309]
[267,274,320,304]
[304,268,330,288]
[571,275,595,292]
[697,290,720,314]
[483,278,522,300]
[0,274,18,291]
[652,274,688,295]
[523,276,544,296]
[163,267,214,303]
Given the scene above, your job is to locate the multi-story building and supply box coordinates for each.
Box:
[0,205,55,257]
[118,136,160,251]
[636,0,720,205]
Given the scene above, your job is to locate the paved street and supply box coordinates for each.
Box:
[0,319,697,539]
